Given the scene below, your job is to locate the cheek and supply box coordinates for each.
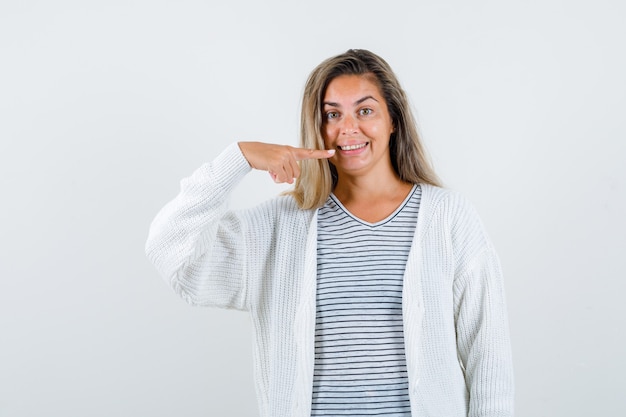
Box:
[322,126,335,147]
[366,120,393,140]
[322,134,330,149]
[361,124,381,140]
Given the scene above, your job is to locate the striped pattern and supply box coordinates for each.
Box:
[147,143,515,417]
[311,185,421,416]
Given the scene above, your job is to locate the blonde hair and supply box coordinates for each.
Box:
[288,49,441,209]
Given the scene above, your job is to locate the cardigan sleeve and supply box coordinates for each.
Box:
[145,143,255,310]
[451,197,515,416]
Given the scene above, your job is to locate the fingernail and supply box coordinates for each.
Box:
[327,149,335,155]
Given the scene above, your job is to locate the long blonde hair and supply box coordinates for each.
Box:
[288,49,441,209]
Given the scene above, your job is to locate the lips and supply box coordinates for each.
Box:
[338,143,368,151]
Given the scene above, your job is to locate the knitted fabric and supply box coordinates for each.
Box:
[145,143,515,417]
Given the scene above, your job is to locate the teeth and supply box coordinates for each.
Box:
[340,143,367,151]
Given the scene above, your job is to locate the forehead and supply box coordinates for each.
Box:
[323,74,384,102]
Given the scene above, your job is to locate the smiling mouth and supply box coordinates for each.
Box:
[338,143,368,151]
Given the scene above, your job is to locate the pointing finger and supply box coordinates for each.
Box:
[293,148,336,161]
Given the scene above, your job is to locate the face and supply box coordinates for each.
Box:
[322,74,395,180]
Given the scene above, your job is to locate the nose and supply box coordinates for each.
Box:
[340,114,358,135]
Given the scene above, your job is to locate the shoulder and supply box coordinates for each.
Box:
[419,184,493,253]
[419,184,481,225]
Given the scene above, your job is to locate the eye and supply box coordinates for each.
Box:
[359,108,373,116]
[325,111,340,120]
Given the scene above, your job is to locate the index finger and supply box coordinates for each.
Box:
[293,147,336,161]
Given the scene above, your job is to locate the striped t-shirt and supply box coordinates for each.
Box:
[311,185,421,416]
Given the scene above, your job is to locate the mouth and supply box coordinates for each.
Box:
[338,142,368,151]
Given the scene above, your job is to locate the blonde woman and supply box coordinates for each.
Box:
[146,49,514,417]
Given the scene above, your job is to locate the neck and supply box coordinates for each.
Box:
[331,172,413,224]
[333,171,411,204]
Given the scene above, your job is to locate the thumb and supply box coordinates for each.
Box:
[293,147,336,161]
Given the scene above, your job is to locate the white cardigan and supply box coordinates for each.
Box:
[145,143,515,417]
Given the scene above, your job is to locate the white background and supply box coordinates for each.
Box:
[1,1,624,416]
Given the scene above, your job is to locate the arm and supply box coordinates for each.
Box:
[452,200,515,416]
[145,143,253,309]
[145,142,335,309]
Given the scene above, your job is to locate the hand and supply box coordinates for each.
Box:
[238,142,335,184]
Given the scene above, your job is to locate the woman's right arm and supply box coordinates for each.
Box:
[145,142,333,310]
[145,143,253,310]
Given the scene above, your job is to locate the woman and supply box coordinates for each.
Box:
[146,49,514,417]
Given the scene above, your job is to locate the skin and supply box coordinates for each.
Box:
[238,74,412,223]
[322,74,412,222]
[238,142,334,184]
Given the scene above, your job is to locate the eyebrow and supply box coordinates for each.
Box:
[323,95,379,107]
